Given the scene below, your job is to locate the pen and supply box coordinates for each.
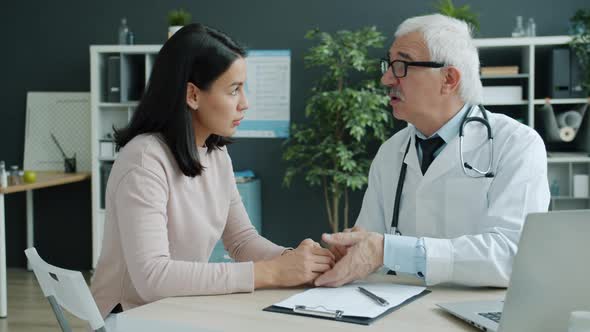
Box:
[358,286,390,306]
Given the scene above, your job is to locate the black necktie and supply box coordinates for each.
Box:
[416,135,445,175]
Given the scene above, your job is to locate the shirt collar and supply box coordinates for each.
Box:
[415,103,471,143]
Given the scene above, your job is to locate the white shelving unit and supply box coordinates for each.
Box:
[474,36,590,211]
[547,154,590,210]
[90,45,161,268]
[473,36,579,126]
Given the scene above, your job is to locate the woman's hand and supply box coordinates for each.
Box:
[254,239,335,288]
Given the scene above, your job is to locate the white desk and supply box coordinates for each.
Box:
[0,171,90,318]
[122,275,506,331]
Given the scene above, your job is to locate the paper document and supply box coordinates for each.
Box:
[235,50,291,138]
[274,282,426,318]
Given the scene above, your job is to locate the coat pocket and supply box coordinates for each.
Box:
[444,177,492,237]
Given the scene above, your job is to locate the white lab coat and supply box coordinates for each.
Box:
[355,109,550,287]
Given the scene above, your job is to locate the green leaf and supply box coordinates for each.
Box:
[283,26,393,230]
[433,0,480,33]
[569,9,590,94]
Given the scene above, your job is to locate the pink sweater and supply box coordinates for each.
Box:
[91,134,284,318]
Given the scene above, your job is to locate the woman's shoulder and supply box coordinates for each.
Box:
[114,134,174,177]
[115,135,232,177]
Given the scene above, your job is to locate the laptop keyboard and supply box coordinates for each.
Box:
[478,311,502,323]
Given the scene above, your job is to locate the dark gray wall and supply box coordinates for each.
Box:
[1,0,587,268]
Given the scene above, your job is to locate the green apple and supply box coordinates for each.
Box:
[23,171,37,183]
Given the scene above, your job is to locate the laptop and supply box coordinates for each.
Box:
[438,210,590,332]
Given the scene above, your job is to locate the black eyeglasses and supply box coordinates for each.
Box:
[380,59,445,78]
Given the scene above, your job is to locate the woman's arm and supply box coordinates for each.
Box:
[221,180,285,262]
[115,167,257,302]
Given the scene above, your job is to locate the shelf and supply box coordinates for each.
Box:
[533,98,589,105]
[484,100,528,106]
[551,196,590,200]
[481,74,529,79]
[99,102,139,108]
[90,45,161,54]
[483,98,588,107]
[547,153,590,163]
[98,157,116,162]
[473,35,572,48]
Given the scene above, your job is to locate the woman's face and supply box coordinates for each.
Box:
[188,57,248,144]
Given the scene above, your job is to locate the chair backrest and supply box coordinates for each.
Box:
[24,247,106,332]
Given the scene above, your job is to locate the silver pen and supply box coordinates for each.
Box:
[358,286,390,306]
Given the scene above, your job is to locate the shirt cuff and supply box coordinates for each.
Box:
[383,234,427,278]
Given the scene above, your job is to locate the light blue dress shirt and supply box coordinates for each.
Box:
[383,104,471,278]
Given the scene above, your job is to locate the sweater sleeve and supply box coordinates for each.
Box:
[114,166,255,303]
[221,152,285,262]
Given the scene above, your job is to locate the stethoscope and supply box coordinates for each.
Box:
[390,105,495,235]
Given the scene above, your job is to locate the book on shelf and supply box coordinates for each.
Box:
[481,66,519,76]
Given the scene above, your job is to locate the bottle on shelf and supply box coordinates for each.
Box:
[8,165,20,186]
[0,161,7,189]
[550,179,560,197]
[118,18,130,45]
[127,31,135,45]
[511,16,526,37]
[526,18,536,37]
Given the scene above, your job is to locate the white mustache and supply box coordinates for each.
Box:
[389,88,405,101]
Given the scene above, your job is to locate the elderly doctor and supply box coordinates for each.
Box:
[315,14,550,288]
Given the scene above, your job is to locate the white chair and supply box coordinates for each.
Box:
[24,247,204,332]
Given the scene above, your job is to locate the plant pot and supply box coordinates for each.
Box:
[168,25,183,39]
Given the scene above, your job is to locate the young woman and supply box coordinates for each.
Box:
[91,23,334,318]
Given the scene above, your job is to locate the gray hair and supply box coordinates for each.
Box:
[395,14,483,104]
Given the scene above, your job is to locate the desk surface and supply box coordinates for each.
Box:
[0,171,90,194]
[122,275,506,332]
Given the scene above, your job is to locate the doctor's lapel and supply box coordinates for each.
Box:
[401,130,422,175]
[423,122,489,182]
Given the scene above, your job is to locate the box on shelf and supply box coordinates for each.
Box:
[106,56,121,102]
[549,48,585,98]
[482,86,523,104]
[573,174,589,198]
[481,66,519,76]
[99,140,116,159]
[100,162,114,209]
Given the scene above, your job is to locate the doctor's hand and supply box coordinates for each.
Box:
[327,226,367,262]
[254,239,335,289]
[314,232,383,287]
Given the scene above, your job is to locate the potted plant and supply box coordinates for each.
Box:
[168,8,192,38]
[570,9,590,95]
[434,0,480,33]
[282,27,392,233]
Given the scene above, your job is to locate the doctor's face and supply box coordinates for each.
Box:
[381,32,445,125]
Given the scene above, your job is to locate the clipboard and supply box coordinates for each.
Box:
[263,289,431,325]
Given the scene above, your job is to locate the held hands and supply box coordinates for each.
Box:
[314,231,384,287]
[254,231,383,289]
[255,239,335,288]
[327,225,366,261]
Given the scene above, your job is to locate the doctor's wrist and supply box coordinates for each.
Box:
[367,233,385,268]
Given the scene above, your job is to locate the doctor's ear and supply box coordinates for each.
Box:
[440,66,461,95]
[186,82,200,110]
